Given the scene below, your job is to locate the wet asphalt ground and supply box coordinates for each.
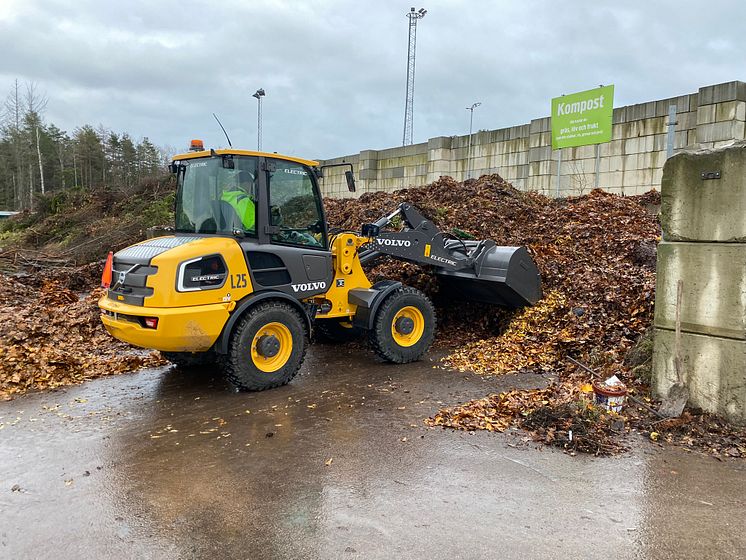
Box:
[1,344,745,559]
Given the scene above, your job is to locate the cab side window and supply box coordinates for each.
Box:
[267,161,325,248]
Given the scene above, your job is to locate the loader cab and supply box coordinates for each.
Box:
[173,150,328,249]
[172,148,333,300]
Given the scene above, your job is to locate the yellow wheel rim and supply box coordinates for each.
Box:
[391,306,425,347]
[251,322,293,373]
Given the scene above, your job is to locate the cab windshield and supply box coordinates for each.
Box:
[175,155,259,235]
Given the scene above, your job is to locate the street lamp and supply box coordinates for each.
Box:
[466,102,481,179]
[252,88,266,151]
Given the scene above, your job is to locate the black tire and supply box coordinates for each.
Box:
[161,351,216,368]
[315,318,364,343]
[224,301,308,391]
[369,286,436,363]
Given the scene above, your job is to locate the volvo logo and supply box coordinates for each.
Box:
[376,238,411,247]
[291,281,327,293]
[111,265,138,291]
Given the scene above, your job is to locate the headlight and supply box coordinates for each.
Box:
[177,254,228,292]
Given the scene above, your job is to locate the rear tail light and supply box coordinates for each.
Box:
[143,317,159,329]
[101,251,113,288]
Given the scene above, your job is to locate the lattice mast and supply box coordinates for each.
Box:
[402,7,426,146]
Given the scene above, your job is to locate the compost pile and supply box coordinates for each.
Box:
[326,174,665,456]
[325,174,659,372]
[0,273,164,400]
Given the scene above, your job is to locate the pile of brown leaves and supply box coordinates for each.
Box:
[328,175,746,457]
[0,274,164,399]
[326,175,658,374]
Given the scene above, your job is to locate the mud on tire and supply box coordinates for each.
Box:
[224,301,308,391]
[369,286,436,364]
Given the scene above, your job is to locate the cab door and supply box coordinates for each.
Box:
[243,157,333,300]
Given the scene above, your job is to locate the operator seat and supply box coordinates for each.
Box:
[211,200,244,232]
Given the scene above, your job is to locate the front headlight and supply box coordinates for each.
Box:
[176,254,228,292]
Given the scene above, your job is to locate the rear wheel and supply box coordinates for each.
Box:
[161,351,215,368]
[315,318,364,343]
[369,287,436,363]
[224,301,308,391]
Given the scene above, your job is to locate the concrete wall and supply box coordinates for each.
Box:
[652,143,746,425]
[318,81,746,199]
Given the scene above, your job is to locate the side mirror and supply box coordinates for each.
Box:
[345,170,356,192]
[168,162,179,174]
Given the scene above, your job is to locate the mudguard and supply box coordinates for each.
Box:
[348,280,403,329]
[217,290,313,354]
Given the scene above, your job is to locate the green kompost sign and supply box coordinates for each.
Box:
[551,85,614,149]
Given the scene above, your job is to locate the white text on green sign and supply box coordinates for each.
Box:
[551,85,614,149]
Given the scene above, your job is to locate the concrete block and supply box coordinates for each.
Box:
[661,143,746,241]
[529,145,552,162]
[529,131,551,148]
[530,117,550,134]
[697,121,741,143]
[641,116,667,136]
[715,101,740,123]
[655,94,693,116]
[507,125,530,140]
[653,134,667,152]
[653,328,746,425]
[427,136,451,150]
[626,101,657,121]
[623,154,638,170]
[676,111,697,132]
[571,145,596,159]
[697,104,717,125]
[612,106,626,125]
[655,241,746,339]
[608,171,624,187]
[653,167,664,185]
[698,81,746,105]
[624,137,641,154]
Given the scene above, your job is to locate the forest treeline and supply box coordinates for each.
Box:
[0,80,167,211]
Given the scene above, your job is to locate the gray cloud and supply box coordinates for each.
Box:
[1,0,744,160]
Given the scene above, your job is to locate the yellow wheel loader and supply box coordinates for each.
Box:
[99,142,541,391]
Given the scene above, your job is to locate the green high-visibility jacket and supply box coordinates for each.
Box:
[221,191,255,230]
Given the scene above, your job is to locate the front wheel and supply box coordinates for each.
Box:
[369,287,436,363]
[224,301,308,391]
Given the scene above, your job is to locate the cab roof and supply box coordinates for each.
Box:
[172,149,318,168]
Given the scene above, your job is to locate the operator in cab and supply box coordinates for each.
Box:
[221,170,256,230]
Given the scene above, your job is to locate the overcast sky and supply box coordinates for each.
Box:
[0,0,743,160]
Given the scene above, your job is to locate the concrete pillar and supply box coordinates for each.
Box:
[653,143,746,425]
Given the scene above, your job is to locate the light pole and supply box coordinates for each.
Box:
[252,88,265,151]
[466,102,481,179]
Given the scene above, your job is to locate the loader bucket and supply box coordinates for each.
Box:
[435,244,542,308]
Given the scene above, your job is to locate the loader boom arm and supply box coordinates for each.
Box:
[355,203,542,308]
[358,203,491,271]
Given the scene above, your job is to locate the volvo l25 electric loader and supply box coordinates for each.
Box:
[99,142,542,391]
